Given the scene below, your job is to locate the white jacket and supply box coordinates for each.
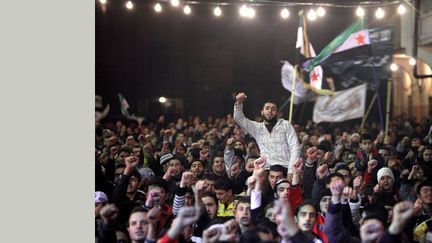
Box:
[233,103,300,172]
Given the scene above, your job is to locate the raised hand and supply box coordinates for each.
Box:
[219,219,238,242]
[124,156,139,175]
[367,159,378,173]
[235,92,247,104]
[316,164,329,180]
[306,147,318,161]
[360,219,384,243]
[147,206,161,225]
[180,171,195,188]
[413,198,423,216]
[291,158,304,174]
[273,199,299,240]
[329,177,346,204]
[100,204,119,225]
[253,156,267,169]
[389,201,414,234]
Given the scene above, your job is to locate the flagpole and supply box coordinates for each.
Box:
[359,93,377,133]
[288,66,297,123]
[385,79,392,141]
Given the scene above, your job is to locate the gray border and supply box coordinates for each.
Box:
[0,0,93,241]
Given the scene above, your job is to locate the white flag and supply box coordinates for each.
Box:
[313,84,367,123]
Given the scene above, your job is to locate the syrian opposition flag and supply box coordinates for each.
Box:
[118,93,137,120]
[303,18,365,72]
[295,11,324,91]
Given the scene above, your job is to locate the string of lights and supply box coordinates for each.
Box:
[97,0,413,20]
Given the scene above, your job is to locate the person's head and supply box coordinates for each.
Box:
[204,174,218,193]
[377,167,395,191]
[411,137,422,151]
[168,157,183,177]
[117,147,132,164]
[212,156,225,175]
[274,179,291,203]
[255,224,275,242]
[128,170,142,194]
[190,159,205,178]
[359,215,385,242]
[95,191,108,217]
[360,134,373,152]
[325,173,345,187]
[335,165,352,186]
[160,153,174,172]
[214,179,234,204]
[417,180,432,206]
[347,152,357,164]
[295,201,317,233]
[202,191,218,220]
[147,179,169,205]
[423,147,432,163]
[261,100,278,122]
[234,197,252,227]
[264,203,275,222]
[185,188,194,206]
[378,148,390,164]
[132,145,143,158]
[317,190,331,215]
[268,165,287,188]
[234,139,246,152]
[361,203,388,226]
[127,207,149,242]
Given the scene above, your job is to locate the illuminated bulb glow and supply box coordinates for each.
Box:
[356,7,365,17]
[397,4,406,15]
[239,5,255,18]
[214,7,222,16]
[240,5,248,17]
[281,8,289,19]
[154,3,162,12]
[317,7,325,17]
[375,7,385,19]
[159,97,167,103]
[409,58,416,66]
[99,0,107,4]
[307,9,317,21]
[248,7,255,18]
[390,63,398,72]
[126,1,133,9]
[183,5,191,15]
[171,0,179,7]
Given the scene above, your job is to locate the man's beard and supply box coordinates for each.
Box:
[263,115,277,123]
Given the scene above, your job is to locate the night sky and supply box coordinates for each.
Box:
[96,1,399,122]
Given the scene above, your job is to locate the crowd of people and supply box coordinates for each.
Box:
[95,93,432,243]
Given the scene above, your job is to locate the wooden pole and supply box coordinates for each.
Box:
[359,93,377,133]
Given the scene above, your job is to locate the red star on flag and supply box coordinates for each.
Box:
[310,71,318,81]
[355,33,365,45]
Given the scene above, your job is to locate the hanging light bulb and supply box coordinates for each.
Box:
[170,0,179,7]
[397,4,406,15]
[409,58,416,66]
[356,6,365,17]
[214,6,222,17]
[240,5,248,17]
[307,9,317,21]
[247,7,255,18]
[280,8,289,19]
[183,5,191,15]
[99,0,107,4]
[125,1,133,10]
[375,7,385,19]
[317,7,326,17]
[390,63,398,72]
[154,3,162,13]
